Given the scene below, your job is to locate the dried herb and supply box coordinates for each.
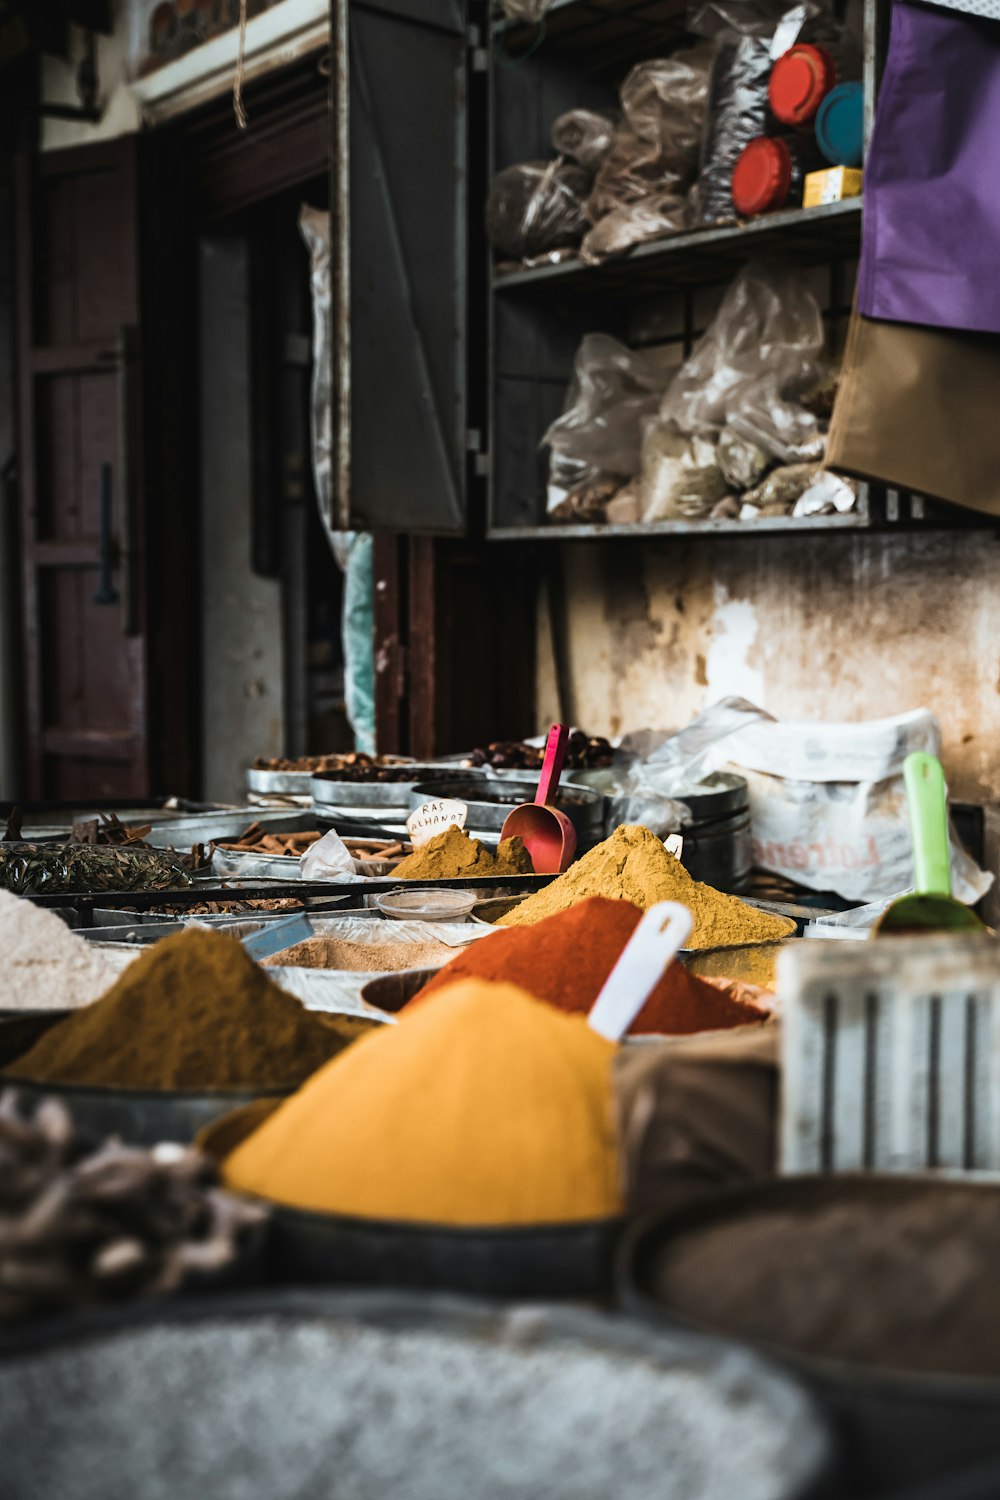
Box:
[0,843,192,895]
[3,806,22,842]
[0,1090,265,1320]
[252,752,417,782]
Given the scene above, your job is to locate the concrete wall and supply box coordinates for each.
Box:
[537,530,1000,803]
[199,236,284,804]
[41,1,140,153]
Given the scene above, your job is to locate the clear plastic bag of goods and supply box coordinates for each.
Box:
[621,46,715,164]
[717,426,773,488]
[740,460,823,515]
[624,697,993,904]
[639,425,728,521]
[659,261,827,462]
[581,190,692,265]
[551,110,617,172]
[486,160,590,261]
[543,335,676,512]
[582,46,713,263]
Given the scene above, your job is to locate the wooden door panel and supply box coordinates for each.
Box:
[16,141,149,798]
[35,372,118,540]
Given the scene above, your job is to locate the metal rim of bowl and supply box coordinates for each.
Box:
[617,1173,1000,1398]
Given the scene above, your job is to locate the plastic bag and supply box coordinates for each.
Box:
[626,698,992,904]
[551,110,617,172]
[791,470,857,516]
[582,47,713,263]
[299,206,375,754]
[580,191,691,265]
[640,425,728,521]
[543,335,675,509]
[658,261,827,461]
[486,159,590,261]
[740,460,823,515]
[717,426,772,488]
[621,46,714,163]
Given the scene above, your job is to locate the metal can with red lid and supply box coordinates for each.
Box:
[731,135,824,216]
[769,42,859,129]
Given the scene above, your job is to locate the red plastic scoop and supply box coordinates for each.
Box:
[500,723,577,875]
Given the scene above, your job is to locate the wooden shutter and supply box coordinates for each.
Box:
[15,138,150,799]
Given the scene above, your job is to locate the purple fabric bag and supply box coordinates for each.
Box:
[858,2,1000,335]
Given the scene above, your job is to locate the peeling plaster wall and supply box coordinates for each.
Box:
[538,531,1000,802]
[200,237,284,804]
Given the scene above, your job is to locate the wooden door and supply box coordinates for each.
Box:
[15,139,149,799]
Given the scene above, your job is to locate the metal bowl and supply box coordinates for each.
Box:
[361,967,439,1015]
[0,1290,835,1500]
[0,1014,294,1147]
[620,1176,1000,1496]
[311,766,484,814]
[265,1203,626,1299]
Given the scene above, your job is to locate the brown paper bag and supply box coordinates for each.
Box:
[613,1024,779,1218]
[827,312,1000,517]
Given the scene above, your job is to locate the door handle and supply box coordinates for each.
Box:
[93,462,119,606]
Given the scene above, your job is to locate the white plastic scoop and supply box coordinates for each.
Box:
[587,901,694,1042]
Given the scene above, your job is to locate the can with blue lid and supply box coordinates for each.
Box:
[816,80,864,167]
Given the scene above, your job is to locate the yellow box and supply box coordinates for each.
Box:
[803,167,863,208]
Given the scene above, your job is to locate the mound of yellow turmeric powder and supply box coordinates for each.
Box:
[222,979,623,1226]
[393,827,533,881]
[496,825,794,949]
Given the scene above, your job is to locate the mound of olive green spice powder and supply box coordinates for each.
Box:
[5,928,371,1091]
[496,825,795,949]
[393,827,534,881]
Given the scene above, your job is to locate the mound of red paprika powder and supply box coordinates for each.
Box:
[412,896,769,1036]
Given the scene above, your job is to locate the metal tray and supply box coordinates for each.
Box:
[311,765,483,812]
[141,809,317,851]
[408,776,605,837]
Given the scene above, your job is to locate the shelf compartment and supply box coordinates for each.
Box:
[496,0,690,57]
[493,200,864,297]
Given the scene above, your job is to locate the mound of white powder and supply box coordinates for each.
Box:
[0,890,120,1011]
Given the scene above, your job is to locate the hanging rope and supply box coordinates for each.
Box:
[233,0,249,130]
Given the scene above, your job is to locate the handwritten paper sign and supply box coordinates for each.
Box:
[664,834,684,859]
[406,798,469,849]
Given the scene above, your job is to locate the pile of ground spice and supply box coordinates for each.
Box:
[5,928,370,1091]
[496,825,794,949]
[0,890,122,1012]
[223,978,623,1225]
[393,828,533,881]
[651,1181,1000,1378]
[392,828,536,882]
[414,898,768,1036]
[264,936,454,973]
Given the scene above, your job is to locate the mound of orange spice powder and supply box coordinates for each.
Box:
[412,897,768,1036]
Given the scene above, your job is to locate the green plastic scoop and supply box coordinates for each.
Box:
[875,751,985,936]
